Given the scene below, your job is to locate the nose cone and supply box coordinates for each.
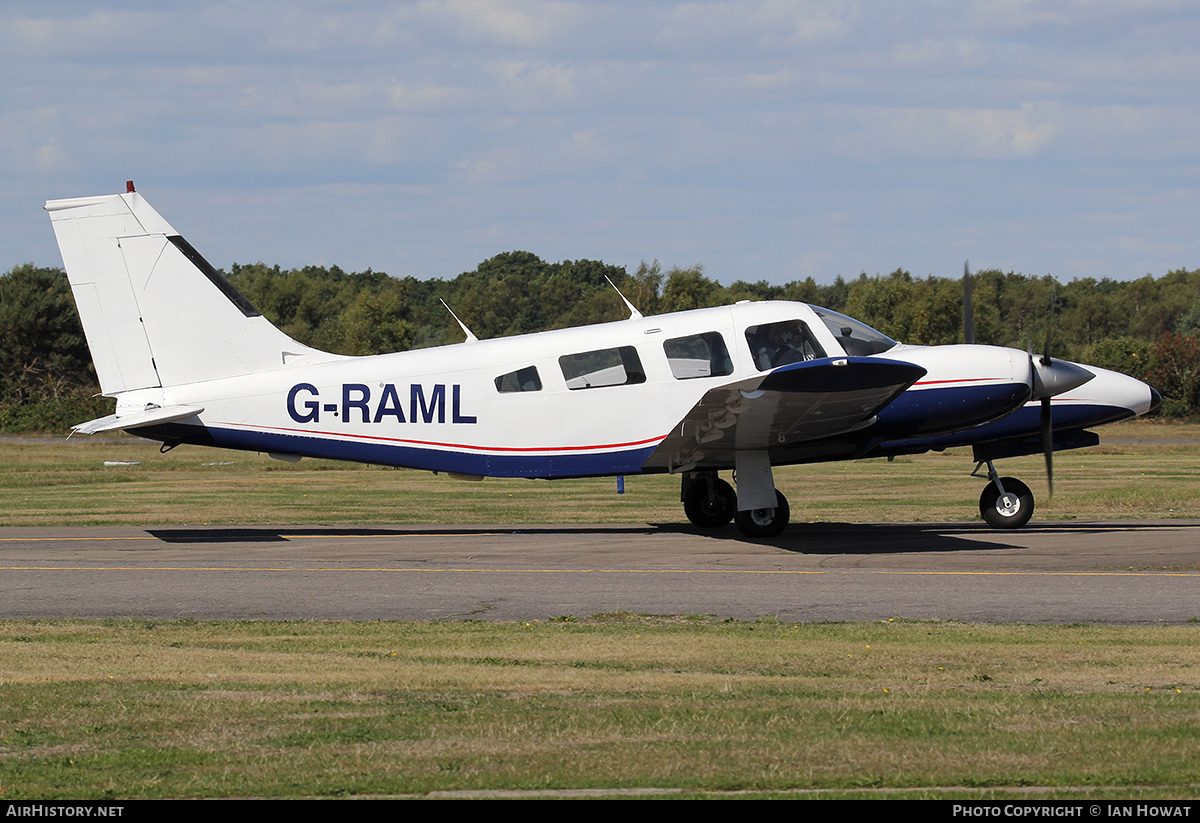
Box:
[1060,364,1160,419]
[1031,358,1095,400]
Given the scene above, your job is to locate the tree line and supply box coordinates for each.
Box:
[3,254,1200,431]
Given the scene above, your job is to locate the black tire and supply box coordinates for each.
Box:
[979,477,1034,529]
[684,477,736,528]
[734,490,790,538]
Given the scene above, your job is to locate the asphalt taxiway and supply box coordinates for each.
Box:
[2,520,1198,623]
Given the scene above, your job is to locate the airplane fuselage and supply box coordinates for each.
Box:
[126,301,1154,479]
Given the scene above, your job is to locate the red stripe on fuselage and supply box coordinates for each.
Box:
[218,421,668,455]
[912,378,1013,387]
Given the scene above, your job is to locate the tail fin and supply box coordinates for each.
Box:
[45,190,341,395]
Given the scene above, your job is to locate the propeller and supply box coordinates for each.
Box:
[1025,282,1093,498]
[961,265,1092,499]
[1040,374,1054,497]
[1039,283,1055,496]
[963,260,975,346]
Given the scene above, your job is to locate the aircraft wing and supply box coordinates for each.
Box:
[643,357,926,472]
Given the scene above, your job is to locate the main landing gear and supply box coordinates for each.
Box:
[682,473,736,528]
[733,490,790,539]
[681,468,791,539]
[973,460,1035,529]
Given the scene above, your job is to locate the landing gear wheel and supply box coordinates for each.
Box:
[979,477,1034,529]
[684,477,736,528]
[734,491,790,538]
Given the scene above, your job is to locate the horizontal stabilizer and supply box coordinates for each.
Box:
[72,404,205,435]
[645,357,926,472]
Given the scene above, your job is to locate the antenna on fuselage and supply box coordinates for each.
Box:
[605,276,643,320]
[440,299,479,343]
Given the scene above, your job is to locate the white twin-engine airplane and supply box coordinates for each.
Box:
[47,185,1160,538]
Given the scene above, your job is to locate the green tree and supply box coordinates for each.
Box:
[626,261,664,316]
[0,264,114,432]
[0,264,92,403]
[339,287,415,356]
[1148,332,1200,418]
[1077,337,1154,382]
[659,265,719,313]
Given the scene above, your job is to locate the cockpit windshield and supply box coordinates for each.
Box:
[813,308,898,356]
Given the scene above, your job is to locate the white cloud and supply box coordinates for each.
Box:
[3,1,1200,284]
[483,60,579,108]
[4,9,160,54]
[387,81,472,112]
[655,0,855,50]
[417,0,581,48]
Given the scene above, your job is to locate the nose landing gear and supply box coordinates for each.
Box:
[974,461,1035,529]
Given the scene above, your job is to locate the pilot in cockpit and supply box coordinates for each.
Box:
[746,320,825,370]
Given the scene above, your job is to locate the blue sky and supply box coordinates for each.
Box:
[4,1,1199,285]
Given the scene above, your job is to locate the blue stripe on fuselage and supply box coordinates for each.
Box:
[143,423,660,479]
[879,403,1134,454]
[874,382,1032,436]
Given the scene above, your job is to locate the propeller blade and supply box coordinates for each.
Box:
[1027,277,1092,401]
[963,260,975,345]
[1041,282,1056,367]
[1040,396,1054,499]
[1035,281,1062,498]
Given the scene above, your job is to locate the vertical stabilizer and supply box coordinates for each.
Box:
[46,191,342,395]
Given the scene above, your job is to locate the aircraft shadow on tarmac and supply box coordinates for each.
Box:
[714,519,1198,555]
[718,519,1195,555]
[676,520,1025,554]
[143,525,661,544]
[138,520,1176,555]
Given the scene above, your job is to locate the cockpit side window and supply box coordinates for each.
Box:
[812,308,898,355]
[559,346,646,390]
[494,366,542,393]
[744,320,825,371]
[664,332,734,379]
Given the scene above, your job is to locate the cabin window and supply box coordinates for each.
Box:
[495,366,543,393]
[559,346,646,390]
[663,332,734,379]
[812,308,898,355]
[745,320,826,371]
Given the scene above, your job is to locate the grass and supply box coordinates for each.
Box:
[1,419,1198,527]
[2,422,1198,798]
[2,617,1200,799]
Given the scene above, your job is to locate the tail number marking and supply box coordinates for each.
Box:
[287,383,477,425]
